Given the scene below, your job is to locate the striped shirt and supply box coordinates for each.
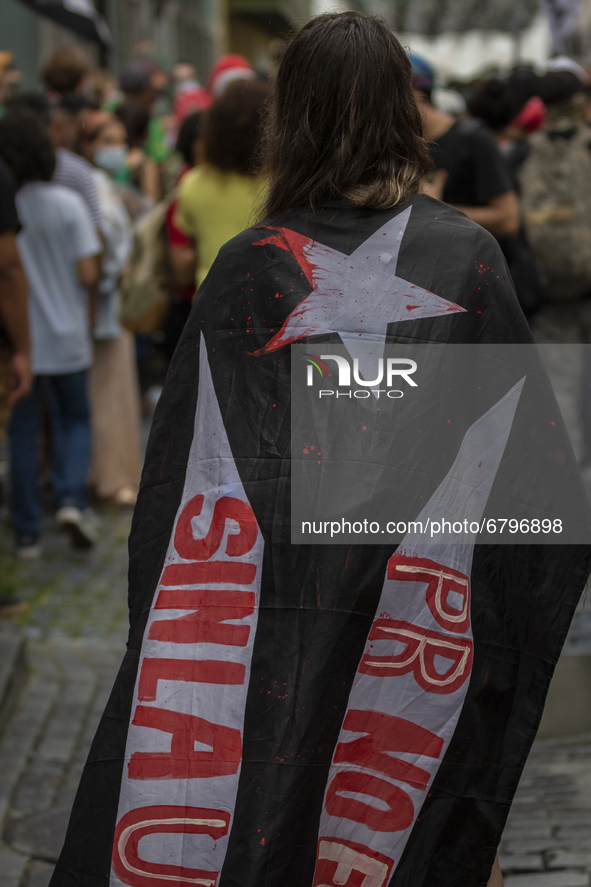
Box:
[53,147,103,229]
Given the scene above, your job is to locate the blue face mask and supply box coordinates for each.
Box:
[95,145,127,174]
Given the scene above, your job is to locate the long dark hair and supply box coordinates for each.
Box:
[202,79,272,175]
[262,12,430,217]
[0,110,56,187]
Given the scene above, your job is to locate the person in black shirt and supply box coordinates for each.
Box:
[410,53,520,240]
[0,156,33,578]
[0,157,31,419]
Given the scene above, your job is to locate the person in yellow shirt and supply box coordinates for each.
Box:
[176,79,271,287]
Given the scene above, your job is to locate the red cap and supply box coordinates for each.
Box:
[207,54,256,98]
[511,96,547,133]
[174,86,211,122]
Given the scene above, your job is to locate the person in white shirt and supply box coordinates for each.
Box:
[0,110,101,556]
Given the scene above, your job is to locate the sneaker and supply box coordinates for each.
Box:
[15,535,41,560]
[113,485,137,507]
[56,506,98,549]
[0,598,29,616]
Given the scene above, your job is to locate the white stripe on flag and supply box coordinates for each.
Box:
[110,332,264,887]
[312,379,524,887]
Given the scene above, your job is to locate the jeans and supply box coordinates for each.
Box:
[9,370,91,538]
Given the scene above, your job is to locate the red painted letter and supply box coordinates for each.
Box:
[325,771,414,832]
[174,495,258,561]
[387,554,470,634]
[160,560,256,587]
[138,657,245,701]
[128,706,241,780]
[360,619,473,694]
[149,589,255,645]
[112,804,230,887]
[333,710,443,789]
[313,838,394,887]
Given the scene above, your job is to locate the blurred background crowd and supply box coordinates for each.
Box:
[0,0,591,575]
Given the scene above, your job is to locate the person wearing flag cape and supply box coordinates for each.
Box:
[50,12,591,887]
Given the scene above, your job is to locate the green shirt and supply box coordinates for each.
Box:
[176,166,266,286]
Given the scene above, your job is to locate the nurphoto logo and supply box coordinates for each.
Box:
[302,353,418,399]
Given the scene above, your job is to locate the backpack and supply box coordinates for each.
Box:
[119,194,174,334]
[519,127,591,301]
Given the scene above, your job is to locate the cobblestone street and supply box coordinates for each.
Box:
[501,735,591,886]
[0,504,130,887]
[0,503,589,886]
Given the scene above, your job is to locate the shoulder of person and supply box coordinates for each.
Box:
[196,223,269,289]
[49,182,95,219]
[58,147,94,172]
[455,116,499,148]
[0,157,17,194]
[213,223,262,262]
[411,193,482,230]
[92,166,114,196]
[179,165,206,193]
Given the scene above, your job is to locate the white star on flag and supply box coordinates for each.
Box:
[256,205,465,377]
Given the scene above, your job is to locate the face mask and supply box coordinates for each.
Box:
[95,146,127,174]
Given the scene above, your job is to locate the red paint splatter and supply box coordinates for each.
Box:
[254,228,315,284]
[303,448,309,454]
[551,422,556,426]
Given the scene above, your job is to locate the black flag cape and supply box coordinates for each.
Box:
[51,194,591,887]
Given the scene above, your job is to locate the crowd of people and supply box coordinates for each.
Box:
[0,44,271,565]
[0,35,590,569]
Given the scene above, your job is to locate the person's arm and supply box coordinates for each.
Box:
[0,230,32,406]
[166,197,196,286]
[76,254,101,328]
[452,125,520,238]
[487,855,504,887]
[141,158,161,203]
[67,189,102,329]
[454,190,520,238]
[170,244,196,287]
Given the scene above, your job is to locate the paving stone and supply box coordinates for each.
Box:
[0,681,59,824]
[556,829,591,842]
[505,872,590,886]
[502,824,554,839]
[499,853,545,871]
[0,845,28,878]
[22,862,54,887]
[4,806,70,864]
[504,839,570,854]
[548,853,591,869]
[11,760,64,816]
